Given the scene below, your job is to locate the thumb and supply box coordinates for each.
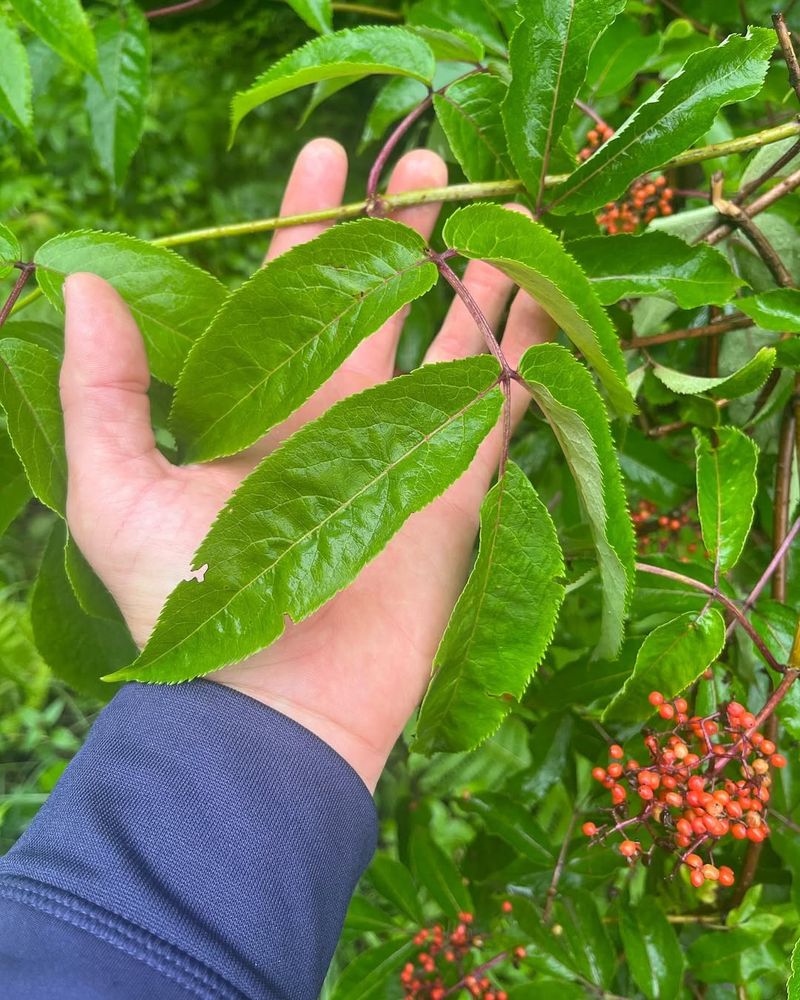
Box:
[60,273,163,511]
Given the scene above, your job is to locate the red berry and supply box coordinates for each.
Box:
[727,701,745,717]
[592,767,607,782]
[719,866,735,887]
[609,744,624,759]
[619,840,639,857]
[760,739,776,756]
[648,691,665,706]
[731,822,748,840]
[690,869,705,887]
[685,853,703,869]
[674,697,688,713]
[582,822,598,837]
[501,900,513,913]
[611,784,627,804]
[771,753,787,768]
[608,763,623,778]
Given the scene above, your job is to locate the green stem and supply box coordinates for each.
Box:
[331,2,402,18]
[153,120,800,249]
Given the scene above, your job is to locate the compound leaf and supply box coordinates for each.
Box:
[603,607,726,723]
[652,347,774,399]
[171,218,438,463]
[695,427,758,575]
[517,344,634,658]
[413,462,565,754]
[230,27,434,141]
[502,0,626,209]
[34,231,227,385]
[568,232,742,307]
[84,1,150,187]
[0,14,33,136]
[434,73,511,182]
[106,357,503,684]
[548,28,775,215]
[0,339,65,515]
[444,203,634,415]
[9,0,98,78]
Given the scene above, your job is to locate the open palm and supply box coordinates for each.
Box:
[60,139,553,790]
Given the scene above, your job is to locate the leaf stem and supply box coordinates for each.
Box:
[731,513,800,633]
[366,95,435,210]
[145,0,211,18]
[772,403,796,603]
[0,263,36,329]
[635,562,785,675]
[542,809,578,923]
[149,122,800,248]
[622,315,753,351]
[331,2,402,18]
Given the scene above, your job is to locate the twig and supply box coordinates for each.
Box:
[732,514,800,630]
[734,136,800,204]
[543,810,578,923]
[145,0,211,18]
[622,315,753,351]
[774,13,800,105]
[703,164,800,245]
[0,263,35,329]
[574,97,609,129]
[366,96,435,211]
[442,950,509,998]
[656,0,711,34]
[772,405,796,603]
[710,171,795,287]
[635,563,785,675]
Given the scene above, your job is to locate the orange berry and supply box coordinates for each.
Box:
[719,866,735,887]
[760,739,776,756]
[610,744,624,759]
[582,822,598,836]
[619,840,639,857]
[501,900,513,913]
[649,691,665,706]
[690,868,705,887]
[771,753,787,768]
[592,767,607,782]
[659,703,675,720]
[611,784,627,804]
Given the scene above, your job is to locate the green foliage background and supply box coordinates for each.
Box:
[2,0,800,997]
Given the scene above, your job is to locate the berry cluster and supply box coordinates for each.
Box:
[399,911,512,999]
[583,693,787,889]
[630,498,702,560]
[597,175,674,234]
[578,122,615,161]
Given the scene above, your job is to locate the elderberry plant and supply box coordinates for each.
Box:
[2,0,800,996]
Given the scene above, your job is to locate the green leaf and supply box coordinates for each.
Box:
[34,231,227,385]
[0,426,31,536]
[462,793,554,865]
[603,608,726,723]
[84,1,150,187]
[502,0,626,207]
[0,223,21,279]
[548,28,775,214]
[106,357,503,684]
[0,14,33,136]
[330,937,416,1000]
[170,218,438,462]
[407,0,506,58]
[0,339,65,515]
[0,319,62,355]
[789,938,800,1000]
[443,203,634,415]
[368,856,424,925]
[586,15,661,97]
[408,25,484,63]
[619,898,685,1000]
[284,0,331,34]
[344,895,400,933]
[413,463,565,753]
[517,344,635,658]
[360,76,428,148]
[738,288,800,332]
[433,73,511,183]
[568,232,742,307]
[652,347,775,399]
[8,0,98,78]
[695,427,758,575]
[65,536,124,622]
[555,889,615,989]
[230,27,434,142]
[409,829,473,917]
[31,523,135,700]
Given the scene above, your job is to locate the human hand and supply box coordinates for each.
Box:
[60,138,554,791]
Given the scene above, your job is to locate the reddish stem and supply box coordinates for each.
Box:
[145,0,211,17]
[0,263,35,329]
[366,95,434,211]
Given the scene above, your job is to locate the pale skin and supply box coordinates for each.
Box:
[60,138,554,792]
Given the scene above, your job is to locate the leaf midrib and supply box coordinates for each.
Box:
[182,254,432,455]
[138,375,501,670]
[436,90,508,173]
[536,0,575,209]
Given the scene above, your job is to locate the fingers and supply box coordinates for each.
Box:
[60,273,163,511]
[265,138,349,262]
[346,148,447,377]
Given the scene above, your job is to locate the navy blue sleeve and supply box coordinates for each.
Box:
[0,680,378,1000]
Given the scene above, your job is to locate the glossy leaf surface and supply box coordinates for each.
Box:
[502,0,626,207]
[368,856,424,925]
[434,74,511,183]
[84,1,150,186]
[0,339,65,515]
[0,427,31,536]
[9,0,97,78]
[34,231,227,385]
[695,427,758,574]
[230,27,434,140]
[603,608,726,723]
[409,828,473,917]
[171,218,438,462]
[568,232,742,307]
[652,347,775,399]
[619,899,685,999]
[738,288,800,331]
[0,222,21,280]
[108,358,503,684]
[444,204,634,415]
[284,0,332,34]
[518,344,634,658]
[31,523,135,700]
[329,937,416,1000]
[548,29,775,214]
[414,463,564,753]
[0,14,32,136]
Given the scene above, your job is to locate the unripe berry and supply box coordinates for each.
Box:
[752,758,769,775]
[702,864,719,881]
